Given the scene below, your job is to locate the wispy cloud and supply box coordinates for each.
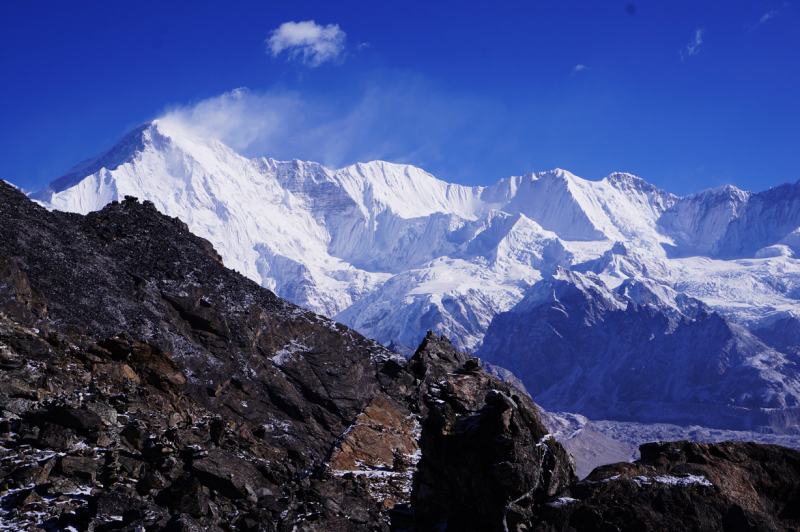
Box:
[751,10,779,30]
[759,10,778,24]
[157,78,506,179]
[572,64,590,75]
[680,29,704,61]
[266,21,346,67]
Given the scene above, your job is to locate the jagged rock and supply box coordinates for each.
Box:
[38,422,75,451]
[328,394,418,471]
[117,452,146,479]
[90,490,170,531]
[0,396,33,415]
[535,440,800,531]
[121,422,146,450]
[137,469,167,495]
[86,401,118,425]
[12,464,50,486]
[0,252,47,325]
[99,334,186,393]
[411,332,576,532]
[92,362,141,386]
[60,455,100,482]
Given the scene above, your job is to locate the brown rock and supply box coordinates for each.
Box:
[92,362,141,386]
[60,455,100,482]
[329,394,419,471]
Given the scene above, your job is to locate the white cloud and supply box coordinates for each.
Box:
[266,20,346,67]
[572,64,590,74]
[680,29,704,61]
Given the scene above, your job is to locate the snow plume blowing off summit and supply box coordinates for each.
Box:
[155,81,508,184]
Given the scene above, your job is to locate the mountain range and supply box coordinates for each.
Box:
[28,120,800,433]
[3,124,800,529]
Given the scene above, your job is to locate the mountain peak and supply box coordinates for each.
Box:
[44,122,153,196]
[537,168,577,181]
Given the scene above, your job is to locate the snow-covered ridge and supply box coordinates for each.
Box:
[477,266,800,433]
[30,120,800,354]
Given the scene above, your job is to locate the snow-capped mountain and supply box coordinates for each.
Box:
[477,264,800,433]
[32,120,800,357]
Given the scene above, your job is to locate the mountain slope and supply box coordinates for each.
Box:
[34,121,577,350]
[16,120,800,487]
[0,179,418,529]
[477,265,800,433]
[32,121,800,356]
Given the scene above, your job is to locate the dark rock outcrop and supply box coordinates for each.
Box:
[411,332,576,532]
[0,181,411,530]
[535,440,800,532]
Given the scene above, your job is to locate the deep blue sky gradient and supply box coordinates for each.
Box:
[1,0,797,195]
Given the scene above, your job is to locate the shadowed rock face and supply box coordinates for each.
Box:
[0,183,401,456]
[410,333,576,532]
[0,181,416,530]
[535,440,800,532]
[478,269,800,434]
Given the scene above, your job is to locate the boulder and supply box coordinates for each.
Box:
[60,455,100,482]
[190,449,267,500]
[38,422,74,451]
[45,407,103,432]
[156,476,209,517]
[535,440,800,531]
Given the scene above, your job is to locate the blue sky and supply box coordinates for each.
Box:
[1,1,797,196]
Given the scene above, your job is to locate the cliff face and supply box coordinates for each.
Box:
[409,333,576,532]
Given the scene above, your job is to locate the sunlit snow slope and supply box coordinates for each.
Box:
[33,120,800,354]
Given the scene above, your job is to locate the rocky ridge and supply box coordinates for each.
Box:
[534,440,800,532]
[0,180,420,530]
[3,180,800,531]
